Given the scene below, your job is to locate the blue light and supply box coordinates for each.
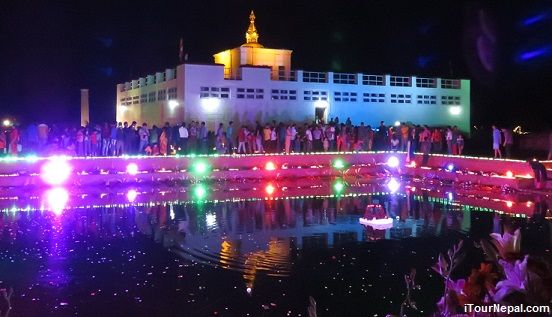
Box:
[522,13,546,27]
[447,192,453,201]
[518,45,552,62]
[445,163,455,172]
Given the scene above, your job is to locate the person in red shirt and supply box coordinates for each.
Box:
[9,126,19,156]
[431,128,443,153]
[0,129,6,156]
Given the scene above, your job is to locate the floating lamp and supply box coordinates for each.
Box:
[387,156,400,168]
[41,157,72,185]
[126,163,139,175]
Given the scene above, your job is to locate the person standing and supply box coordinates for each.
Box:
[255,123,263,153]
[431,128,442,153]
[226,121,234,154]
[285,124,292,154]
[325,123,335,151]
[502,127,513,159]
[304,125,313,153]
[8,125,19,156]
[366,125,374,151]
[457,134,465,156]
[101,123,111,156]
[138,123,150,154]
[188,121,197,154]
[263,125,271,153]
[376,121,387,150]
[290,124,298,153]
[115,122,125,156]
[237,125,247,154]
[76,128,84,156]
[400,123,409,152]
[37,122,48,152]
[0,129,6,156]
[178,122,188,154]
[492,125,502,158]
[445,127,453,155]
[199,122,208,154]
[159,127,168,156]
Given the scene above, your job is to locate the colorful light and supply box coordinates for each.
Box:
[387,156,400,168]
[506,201,513,208]
[387,178,400,193]
[265,161,277,171]
[46,187,69,215]
[168,100,179,109]
[2,119,11,127]
[333,158,346,169]
[449,106,461,115]
[333,180,345,193]
[193,184,208,199]
[265,184,276,195]
[445,163,455,172]
[126,189,138,202]
[447,192,453,201]
[192,161,210,176]
[40,157,72,186]
[126,163,139,175]
[505,171,513,178]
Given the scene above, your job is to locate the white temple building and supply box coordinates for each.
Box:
[116,11,470,132]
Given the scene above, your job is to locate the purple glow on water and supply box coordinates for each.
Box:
[127,189,138,202]
[46,187,69,215]
[41,157,72,185]
[126,163,139,175]
[387,178,400,193]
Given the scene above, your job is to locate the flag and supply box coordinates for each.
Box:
[179,38,184,63]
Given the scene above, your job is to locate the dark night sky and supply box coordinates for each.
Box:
[1,0,551,128]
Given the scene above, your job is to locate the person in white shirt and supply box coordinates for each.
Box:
[445,127,453,155]
[304,126,313,153]
[178,122,189,154]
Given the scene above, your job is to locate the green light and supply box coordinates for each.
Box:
[192,161,210,176]
[193,184,208,200]
[333,180,345,193]
[333,159,346,169]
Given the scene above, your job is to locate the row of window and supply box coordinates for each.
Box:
[200,86,230,99]
[334,91,358,102]
[303,75,460,89]
[123,87,461,106]
[390,93,412,104]
[271,89,297,100]
[236,88,264,99]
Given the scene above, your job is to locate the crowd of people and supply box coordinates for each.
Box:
[0,117,519,159]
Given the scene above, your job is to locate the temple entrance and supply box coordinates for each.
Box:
[315,107,326,124]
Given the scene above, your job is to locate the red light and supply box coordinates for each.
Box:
[265,161,277,171]
[506,201,513,208]
[265,184,276,195]
[505,171,513,178]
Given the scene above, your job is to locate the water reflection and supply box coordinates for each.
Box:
[1,183,552,316]
[45,187,69,215]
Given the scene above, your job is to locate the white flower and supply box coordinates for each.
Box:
[489,229,521,259]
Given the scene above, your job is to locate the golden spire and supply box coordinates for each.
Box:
[243,10,263,47]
